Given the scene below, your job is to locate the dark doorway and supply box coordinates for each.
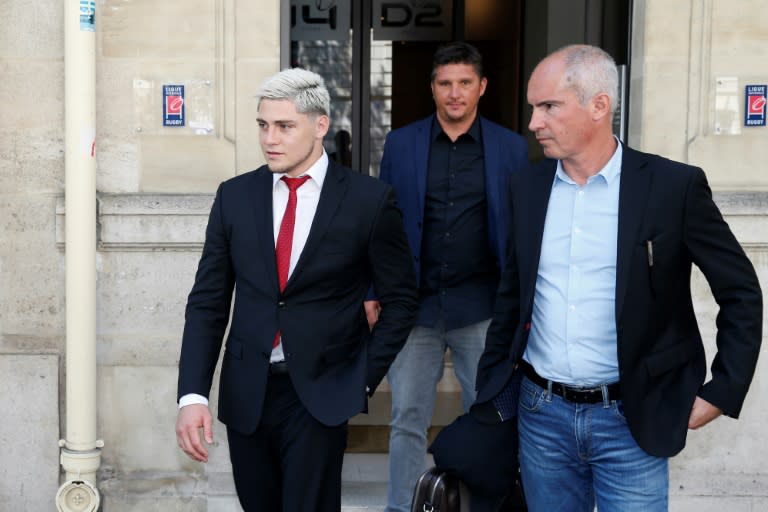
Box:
[285,0,523,176]
[389,1,524,131]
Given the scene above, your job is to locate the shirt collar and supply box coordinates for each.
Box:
[272,150,328,190]
[554,137,623,186]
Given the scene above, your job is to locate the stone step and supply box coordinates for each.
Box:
[341,481,387,512]
[341,452,432,512]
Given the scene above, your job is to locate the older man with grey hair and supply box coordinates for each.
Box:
[473,44,762,511]
[175,68,418,511]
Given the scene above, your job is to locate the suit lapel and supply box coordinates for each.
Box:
[286,160,348,289]
[522,161,556,300]
[253,167,280,292]
[480,118,501,212]
[413,116,433,215]
[615,146,652,319]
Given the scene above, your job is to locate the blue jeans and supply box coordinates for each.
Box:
[385,319,490,512]
[518,376,669,512]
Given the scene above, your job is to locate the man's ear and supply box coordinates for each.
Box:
[315,114,330,139]
[479,76,488,97]
[592,92,612,121]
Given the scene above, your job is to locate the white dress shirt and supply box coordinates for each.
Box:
[269,153,327,361]
[179,152,328,409]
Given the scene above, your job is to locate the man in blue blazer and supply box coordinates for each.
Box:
[365,42,528,512]
[476,45,762,511]
[175,68,418,511]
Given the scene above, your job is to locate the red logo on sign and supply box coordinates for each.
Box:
[748,95,766,115]
[166,96,183,115]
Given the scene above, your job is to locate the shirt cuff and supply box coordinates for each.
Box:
[178,393,209,409]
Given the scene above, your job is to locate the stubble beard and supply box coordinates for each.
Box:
[266,143,318,176]
[440,101,479,127]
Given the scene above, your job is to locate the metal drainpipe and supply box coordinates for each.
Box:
[56,1,102,511]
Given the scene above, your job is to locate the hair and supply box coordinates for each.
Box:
[554,45,619,114]
[256,68,331,117]
[431,41,484,81]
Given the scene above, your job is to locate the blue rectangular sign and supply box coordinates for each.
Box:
[163,85,185,127]
[744,84,767,127]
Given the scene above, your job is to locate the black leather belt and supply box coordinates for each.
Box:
[268,361,289,376]
[520,360,621,404]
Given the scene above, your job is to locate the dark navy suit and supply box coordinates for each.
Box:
[178,159,418,511]
[379,114,529,277]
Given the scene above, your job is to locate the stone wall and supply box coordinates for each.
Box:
[0,1,65,509]
[631,1,768,510]
[1,0,279,509]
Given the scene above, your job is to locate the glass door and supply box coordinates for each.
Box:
[284,1,523,176]
[284,1,358,168]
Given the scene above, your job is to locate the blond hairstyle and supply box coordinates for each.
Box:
[256,68,331,117]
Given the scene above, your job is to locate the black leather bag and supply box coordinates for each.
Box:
[428,372,526,511]
[411,467,461,512]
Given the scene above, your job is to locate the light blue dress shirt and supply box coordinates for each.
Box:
[524,143,623,386]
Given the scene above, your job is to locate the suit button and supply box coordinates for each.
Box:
[278,301,286,308]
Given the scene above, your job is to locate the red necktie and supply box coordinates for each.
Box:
[273,175,311,348]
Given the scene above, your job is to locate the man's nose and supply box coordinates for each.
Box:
[528,110,542,133]
[263,126,278,144]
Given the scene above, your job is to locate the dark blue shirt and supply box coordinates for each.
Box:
[417,116,499,330]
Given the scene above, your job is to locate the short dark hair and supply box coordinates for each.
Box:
[431,42,484,81]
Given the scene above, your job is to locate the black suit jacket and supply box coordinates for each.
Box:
[476,145,763,457]
[178,160,418,434]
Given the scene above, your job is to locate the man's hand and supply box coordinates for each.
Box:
[176,404,214,462]
[364,300,381,330]
[688,396,722,430]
